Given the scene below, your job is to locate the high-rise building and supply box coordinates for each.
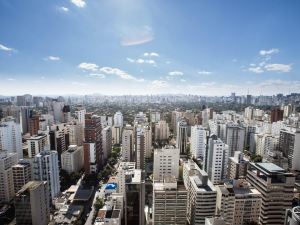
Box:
[284,206,300,225]
[49,124,69,165]
[271,107,284,123]
[135,127,145,170]
[226,123,245,157]
[154,120,170,141]
[183,160,217,225]
[52,100,64,123]
[121,125,134,162]
[176,119,188,155]
[116,162,136,195]
[0,151,18,202]
[33,150,60,200]
[102,126,112,162]
[112,126,122,145]
[227,151,249,179]
[190,125,206,159]
[114,111,123,128]
[204,135,228,184]
[153,176,187,225]
[27,134,48,158]
[14,181,50,225]
[153,146,179,181]
[74,108,86,126]
[216,180,262,225]
[247,162,295,225]
[61,145,84,174]
[12,160,32,193]
[68,122,84,147]
[150,111,161,123]
[0,117,23,159]
[171,111,182,134]
[28,114,40,136]
[279,129,300,171]
[83,113,102,174]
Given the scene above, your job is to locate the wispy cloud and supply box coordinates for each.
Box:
[121,26,153,46]
[99,67,144,82]
[150,80,169,88]
[0,43,16,52]
[59,6,69,12]
[78,62,99,71]
[44,56,60,61]
[88,73,106,79]
[143,52,159,57]
[180,79,186,82]
[248,66,264,73]
[71,81,87,86]
[265,63,292,73]
[169,71,184,76]
[259,48,279,56]
[7,78,16,81]
[70,0,86,8]
[198,70,212,75]
[127,57,156,65]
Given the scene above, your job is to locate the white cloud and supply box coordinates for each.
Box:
[143,52,159,57]
[126,58,135,63]
[99,67,144,82]
[248,66,264,73]
[127,58,156,65]
[198,70,212,75]
[259,48,279,56]
[45,56,60,61]
[264,63,292,73]
[60,7,69,12]
[121,25,153,46]
[71,81,87,86]
[169,70,184,76]
[7,78,16,81]
[78,62,99,71]
[180,79,186,82]
[0,43,15,52]
[89,73,105,79]
[151,80,169,88]
[70,0,86,8]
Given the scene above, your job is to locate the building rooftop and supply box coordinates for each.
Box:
[256,162,285,173]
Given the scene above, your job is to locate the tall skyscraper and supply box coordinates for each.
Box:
[153,176,187,225]
[204,135,228,184]
[247,162,295,225]
[83,113,102,174]
[0,117,23,159]
[190,125,206,159]
[154,120,170,141]
[14,181,50,225]
[61,145,84,174]
[135,127,145,170]
[279,129,300,171]
[27,134,48,158]
[271,107,284,123]
[102,126,112,162]
[153,146,179,181]
[74,108,86,127]
[183,160,217,225]
[216,180,262,225]
[52,100,64,123]
[122,125,134,162]
[176,119,188,155]
[114,111,123,128]
[33,150,60,200]
[0,151,18,202]
[12,160,32,193]
[227,151,249,179]
[226,123,245,157]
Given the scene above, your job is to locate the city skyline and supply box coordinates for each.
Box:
[1,0,300,95]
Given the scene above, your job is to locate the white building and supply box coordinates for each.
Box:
[190,125,207,159]
[204,135,228,184]
[114,111,123,128]
[154,120,170,141]
[227,151,249,179]
[121,126,134,162]
[226,123,245,157]
[112,126,122,145]
[68,122,84,147]
[52,101,64,123]
[61,145,84,174]
[0,151,18,202]
[183,160,217,225]
[27,134,48,158]
[75,108,86,126]
[33,150,60,200]
[116,162,136,195]
[153,146,179,181]
[0,117,23,159]
[150,111,160,123]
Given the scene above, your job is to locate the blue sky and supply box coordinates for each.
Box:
[0,0,299,96]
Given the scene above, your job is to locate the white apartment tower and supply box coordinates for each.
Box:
[0,151,18,202]
[190,125,207,159]
[33,150,60,200]
[114,111,123,128]
[61,145,84,174]
[204,135,229,184]
[153,146,179,181]
[154,120,170,141]
[176,119,188,155]
[0,117,23,159]
[226,123,245,157]
[27,134,48,158]
[183,160,217,225]
[122,126,134,162]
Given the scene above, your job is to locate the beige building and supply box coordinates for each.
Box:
[216,179,261,225]
[12,160,32,193]
[27,134,48,158]
[227,151,249,179]
[14,181,50,225]
[0,151,18,203]
[61,145,84,174]
[153,176,187,225]
[247,162,295,225]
